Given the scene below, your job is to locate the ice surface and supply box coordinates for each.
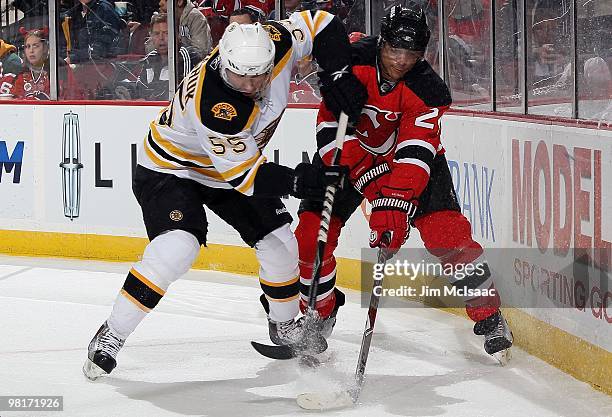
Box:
[0,255,610,417]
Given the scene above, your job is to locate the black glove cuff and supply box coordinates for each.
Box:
[319,70,367,123]
[252,163,295,197]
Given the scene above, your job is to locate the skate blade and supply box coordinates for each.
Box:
[298,354,321,368]
[82,359,108,381]
[492,348,512,366]
[297,390,354,410]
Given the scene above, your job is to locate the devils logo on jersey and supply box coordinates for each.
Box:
[212,0,239,17]
[355,104,402,155]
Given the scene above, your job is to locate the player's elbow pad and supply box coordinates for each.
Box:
[312,15,351,74]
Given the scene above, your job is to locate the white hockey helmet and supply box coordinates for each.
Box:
[219,22,276,82]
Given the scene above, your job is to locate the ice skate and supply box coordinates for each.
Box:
[315,288,345,339]
[254,295,327,359]
[474,311,513,365]
[83,321,125,381]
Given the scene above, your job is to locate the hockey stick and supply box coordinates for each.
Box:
[297,233,391,410]
[251,111,349,360]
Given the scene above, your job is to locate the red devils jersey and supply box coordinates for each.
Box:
[211,0,240,17]
[11,70,51,100]
[317,36,451,201]
[0,72,16,95]
[289,79,321,104]
[0,59,19,96]
[242,0,275,17]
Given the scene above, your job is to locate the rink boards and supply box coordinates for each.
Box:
[0,103,610,394]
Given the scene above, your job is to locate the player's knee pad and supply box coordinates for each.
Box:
[121,230,200,313]
[134,229,201,290]
[295,211,322,260]
[256,223,299,279]
[256,224,300,322]
[296,211,342,275]
[296,212,343,262]
[415,210,483,264]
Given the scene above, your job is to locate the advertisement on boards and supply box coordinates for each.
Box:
[0,105,34,220]
[443,115,612,350]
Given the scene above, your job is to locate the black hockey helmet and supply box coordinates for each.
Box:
[379,2,430,52]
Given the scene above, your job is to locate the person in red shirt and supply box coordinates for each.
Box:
[0,38,22,97]
[241,0,275,20]
[11,28,51,100]
[296,3,513,358]
[11,27,81,100]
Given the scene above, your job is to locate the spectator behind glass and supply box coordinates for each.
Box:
[11,28,51,99]
[10,28,80,99]
[530,0,570,87]
[10,0,48,30]
[114,1,149,55]
[578,2,612,98]
[127,0,158,26]
[157,0,212,57]
[137,13,201,101]
[228,8,256,25]
[65,0,124,63]
[0,38,23,98]
[202,0,239,46]
[241,0,274,20]
[202,1,264,46]
[268,0,301,19]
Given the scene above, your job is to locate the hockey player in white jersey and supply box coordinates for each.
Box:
[83,10,367,380]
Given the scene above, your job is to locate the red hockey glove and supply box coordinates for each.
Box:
[347,154,391,201]
[368,187,418,256]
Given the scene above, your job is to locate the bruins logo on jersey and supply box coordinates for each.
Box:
[263,24,282,42]
[211,102,238,121]
[169,210,183,221]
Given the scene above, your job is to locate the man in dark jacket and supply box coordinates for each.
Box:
[67,0,124,63]
[137,13,201,100]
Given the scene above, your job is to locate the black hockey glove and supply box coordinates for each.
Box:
[319,66,368,125]
[291,162,349,201]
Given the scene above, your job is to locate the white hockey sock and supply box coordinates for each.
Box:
[256,224,300,323]
[107,293,147,340]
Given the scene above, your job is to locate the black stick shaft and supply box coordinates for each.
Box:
[354,237,390,390]
[306,112,349,311]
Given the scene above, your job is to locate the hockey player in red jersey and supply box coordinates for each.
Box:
[296,3,513,358]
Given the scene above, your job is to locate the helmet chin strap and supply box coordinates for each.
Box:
[376,41,396,77]
[220,66,272,102]
[374,53,398,95]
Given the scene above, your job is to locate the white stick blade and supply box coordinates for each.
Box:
[296,391,354,410]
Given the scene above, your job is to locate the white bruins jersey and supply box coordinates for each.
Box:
[138,11,335,196]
